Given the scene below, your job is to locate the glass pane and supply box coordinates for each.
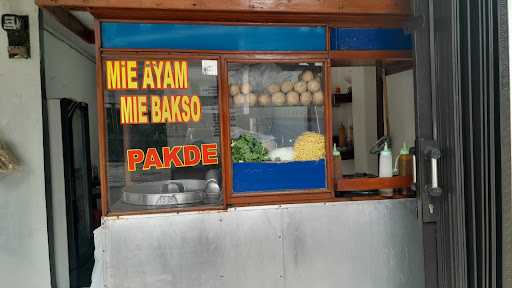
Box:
[103,58,222,212]
[228,62,327,193]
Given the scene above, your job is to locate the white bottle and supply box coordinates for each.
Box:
[379,142,393,196]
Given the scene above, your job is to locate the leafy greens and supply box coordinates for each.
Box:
[231,134,269,162]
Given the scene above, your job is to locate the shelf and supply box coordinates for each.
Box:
[336,175,412,192]
[330,50,413,67]
[332,91,352,106]
[231,104,324,109]
[334,193,415,201]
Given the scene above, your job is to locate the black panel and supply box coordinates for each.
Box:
[495,0,511,286]
[61,99,95,288]
[423,223,439,288]
[460,0,506,287]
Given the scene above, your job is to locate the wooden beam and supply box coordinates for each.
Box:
[341,0,410,15]
[35,0,338,12]
[330,50,412,66]
[44,7,94,44]
[36,0,411,16]
[88,8,409,27]
[330,50,413,60]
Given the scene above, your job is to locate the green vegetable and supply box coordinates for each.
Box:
[231,134,269,163]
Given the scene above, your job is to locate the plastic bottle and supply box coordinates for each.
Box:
[348,125,354,148]
[379,142,393,196]
[338,123,346,148]
[333,144,342,179]
[397,143,413,195]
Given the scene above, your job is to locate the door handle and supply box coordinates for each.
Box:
[410,146,417,192]
[424,145,442,197]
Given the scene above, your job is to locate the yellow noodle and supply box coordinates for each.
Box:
[293,132,325,161]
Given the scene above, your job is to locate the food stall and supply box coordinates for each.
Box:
[90,19,423,287]
[99,22,415,214]
[40,1,424,286]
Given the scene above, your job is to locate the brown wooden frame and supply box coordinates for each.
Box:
[222,56,335,206]
[37,0,412,18]
[98,52,229,216]
[95,17,416,216]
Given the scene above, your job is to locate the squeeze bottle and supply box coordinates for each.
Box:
[379,142,393,196]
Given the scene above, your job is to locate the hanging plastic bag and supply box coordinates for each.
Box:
[0,141,18,178]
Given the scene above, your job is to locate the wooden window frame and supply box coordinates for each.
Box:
[222,56,334,206]
[99,53,228,217]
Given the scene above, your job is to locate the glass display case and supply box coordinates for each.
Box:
[102,57,223,213]
[100,54,333,214]
[227,61,329,194]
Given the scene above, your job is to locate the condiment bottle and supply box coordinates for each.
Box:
[397,143,413,195]
[338,123,346,148]
[379,142,393,196]
[333,144,342,179]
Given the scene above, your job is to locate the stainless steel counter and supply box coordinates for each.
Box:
[100,199,424,288]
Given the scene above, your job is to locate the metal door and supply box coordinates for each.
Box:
[413,0,506,287]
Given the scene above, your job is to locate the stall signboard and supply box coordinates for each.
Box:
[105,59,219,173]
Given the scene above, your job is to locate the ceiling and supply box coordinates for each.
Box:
[70,11,95,30]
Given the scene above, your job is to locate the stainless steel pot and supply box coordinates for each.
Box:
[122,179,206,206]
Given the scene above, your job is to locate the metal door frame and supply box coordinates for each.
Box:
[413,0,509,287]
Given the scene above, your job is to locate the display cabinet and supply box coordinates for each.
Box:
[224,59,333,205]
[97,21,413,215]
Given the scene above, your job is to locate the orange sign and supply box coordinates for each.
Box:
[119,95,202,124]
[105,60,188,90]
[126,144,219,172]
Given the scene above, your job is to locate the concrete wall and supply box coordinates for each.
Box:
[331,67,355,174]
[386,70,415,158]
[331,67,414,176]
[0,1,52,288]
[331,66,378,175]
[42,10,97,165]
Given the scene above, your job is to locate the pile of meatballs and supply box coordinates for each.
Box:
[230,70,323,107]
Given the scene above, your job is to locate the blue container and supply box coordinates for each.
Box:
[232,160,326,193]
[330,28,412,50]
[102,22,326,51]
